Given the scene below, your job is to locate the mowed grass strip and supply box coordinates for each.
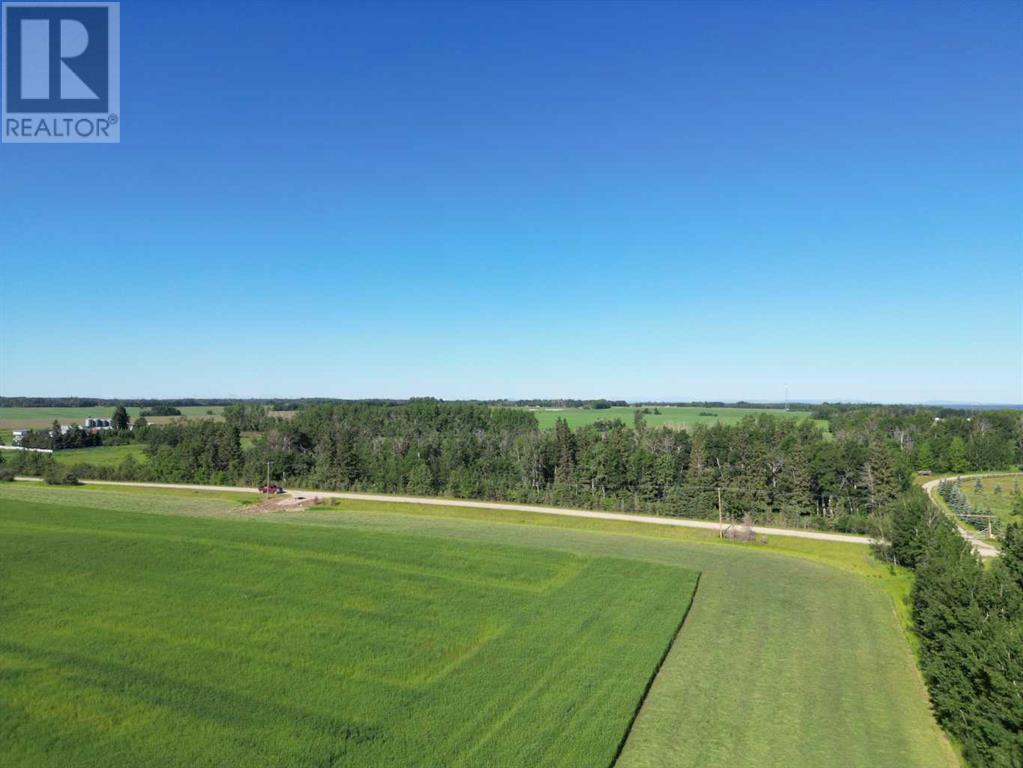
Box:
[0,497,697,768]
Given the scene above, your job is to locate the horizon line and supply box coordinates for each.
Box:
[1,395,1021,408]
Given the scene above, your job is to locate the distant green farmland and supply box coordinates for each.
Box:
[524,404,823,430]
[0,491,696,767]
[0,483,956,768]
[1,404,825,434]
[0,405,222,430]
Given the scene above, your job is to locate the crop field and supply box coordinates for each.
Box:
[0,489,695,768]
[0,484,957,768]
[524,405,823,430]
[0,405,223,430]
[957,473,1023,527]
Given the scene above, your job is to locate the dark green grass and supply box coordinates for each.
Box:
[0,497,696,768]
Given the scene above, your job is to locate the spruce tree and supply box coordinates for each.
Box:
[111,406,130,431]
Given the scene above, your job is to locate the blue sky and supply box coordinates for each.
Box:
[1,0,1021,402]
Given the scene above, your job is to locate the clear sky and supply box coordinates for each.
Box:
[2,0,1021,403]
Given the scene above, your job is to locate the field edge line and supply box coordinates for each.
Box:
[609,570,703,768]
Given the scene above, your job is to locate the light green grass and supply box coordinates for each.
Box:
[0,405,222,430]
[957,473,1023,528]
[1,482,259,512]
[51,443,150,467]
[0,483,957,768]
[0,489,695,768]
[7,437,252,469]
[314,496,921,644]
[917,473,1019,545]
[522,405,824,430]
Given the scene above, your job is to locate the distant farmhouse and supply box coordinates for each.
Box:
[56,418,114,436]
[12,418,115,445]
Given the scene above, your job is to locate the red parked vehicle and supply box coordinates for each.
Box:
[258,484,285,494]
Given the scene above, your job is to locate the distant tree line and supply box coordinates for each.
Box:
[222,403,274,432]
[822,406,1022,473]
[17,424,102,450]
[878,489,1022,768]
[139,406,181,417]
[3,396,495,410]
[1,396,813,411]
[0,397,237,408]
[468,399,802,410]
[477,399,630,409]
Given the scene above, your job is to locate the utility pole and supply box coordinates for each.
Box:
[266,460,271,497]
[718,487,723,538]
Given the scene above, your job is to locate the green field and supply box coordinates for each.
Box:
[958,473,1023,527]
[0,405,222,430]
[0,484,957,768]
[0,488,696,767]
[523,405,823,430]
[51,443,150,467]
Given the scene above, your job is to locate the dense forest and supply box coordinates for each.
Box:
[820,405,1023,473]
[5,402,1021,532]
[880,490,1022,768]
